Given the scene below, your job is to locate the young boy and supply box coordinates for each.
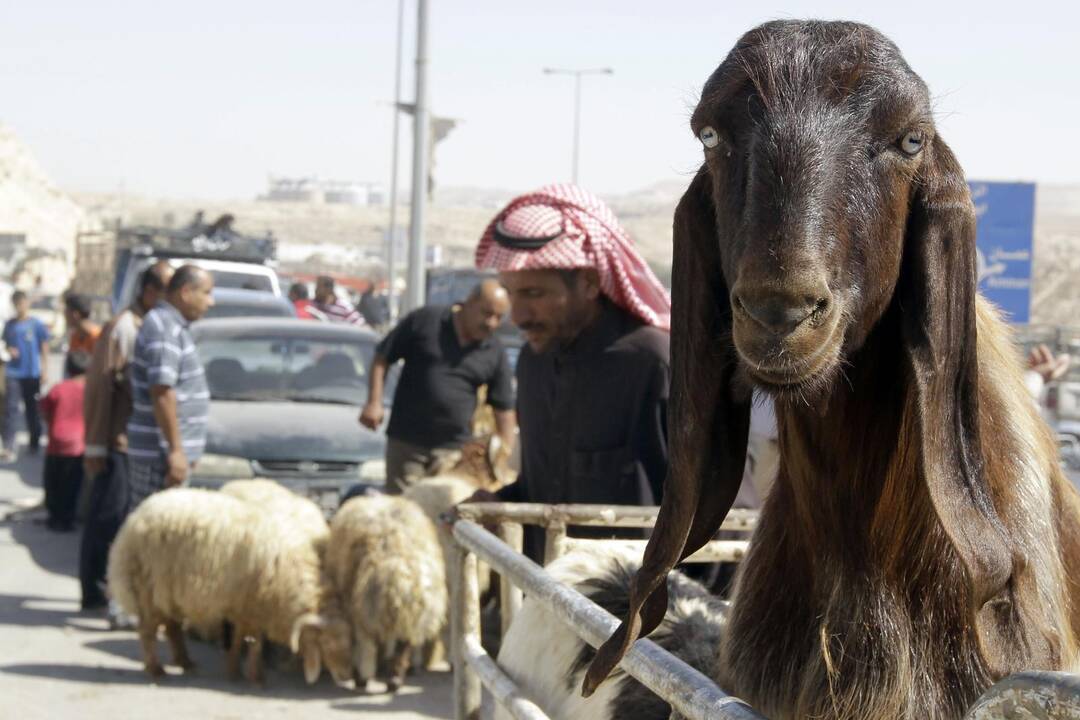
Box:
[2,290,50,461]
[40,352,90,531]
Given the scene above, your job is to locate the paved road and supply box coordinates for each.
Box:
[0,433,453,720]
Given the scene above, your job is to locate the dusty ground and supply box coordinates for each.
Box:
[0,433,454,720]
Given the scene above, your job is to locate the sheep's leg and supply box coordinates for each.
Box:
[422,636,446,670]
[226,626,248,682]
[354,639,377,692]
[245,634,265,687]
[386,641,413,693]
[138,613,165,680]
[164,620,195,672]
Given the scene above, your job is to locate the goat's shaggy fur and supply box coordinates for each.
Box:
[495,547,727,720]
[326,494,448,690]
[107,488,351,685]
[586,20,1080,719]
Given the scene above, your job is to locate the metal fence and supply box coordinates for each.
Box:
[447,502,1080,720]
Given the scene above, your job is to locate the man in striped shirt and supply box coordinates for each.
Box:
[313,275,366,326]
[127,265,215,507]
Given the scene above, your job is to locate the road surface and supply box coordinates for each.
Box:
[0,431,454,720]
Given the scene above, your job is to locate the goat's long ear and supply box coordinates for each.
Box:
[899,137,1013,663]
[584,167,751,696]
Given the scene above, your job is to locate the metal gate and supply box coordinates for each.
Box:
[446,502,1080,720]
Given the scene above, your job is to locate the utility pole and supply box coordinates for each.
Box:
[404,0,430,315]
[385,0,406,320]
[542,67,613,184]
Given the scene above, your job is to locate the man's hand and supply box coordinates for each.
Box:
[84,456,107,479]
[165,449,189,487]
[6,346,18,360]
[1028,344,1071,384]
[358,401,385,431]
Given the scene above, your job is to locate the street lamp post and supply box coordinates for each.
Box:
[385,0,406,320]
[405,0,430,314]
[542,67,613,184]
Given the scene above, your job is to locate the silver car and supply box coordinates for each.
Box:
[189,318,388,511]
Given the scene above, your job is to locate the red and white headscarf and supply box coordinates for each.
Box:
[475,183,671,331]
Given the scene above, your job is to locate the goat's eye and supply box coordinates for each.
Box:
[899,131,924,156]
[699,126,720,149]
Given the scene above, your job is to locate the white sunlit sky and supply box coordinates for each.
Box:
[1,1,1078,200]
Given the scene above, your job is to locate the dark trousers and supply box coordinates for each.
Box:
[3,376,42,451]
[79,452,130,607]
[43,455,84,529]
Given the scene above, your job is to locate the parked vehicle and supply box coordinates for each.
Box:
[111,223,281,312]
[202,288,295,320]
[189,318,391,511]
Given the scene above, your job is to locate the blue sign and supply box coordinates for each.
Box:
[968,180,1035,324]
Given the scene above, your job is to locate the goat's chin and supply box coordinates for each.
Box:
[738,336,845,404]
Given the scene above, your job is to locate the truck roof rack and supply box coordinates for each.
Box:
[117,224,277,264]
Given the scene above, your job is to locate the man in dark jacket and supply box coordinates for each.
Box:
[473,184,672,562]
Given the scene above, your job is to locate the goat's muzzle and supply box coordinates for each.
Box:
[731,278,842,387]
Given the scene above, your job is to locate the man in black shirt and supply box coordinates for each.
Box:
[473,184,673,562]
[359,279,516,493]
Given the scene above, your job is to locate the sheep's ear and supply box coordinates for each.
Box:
[898,137,1015,667]
[584,167,750,696]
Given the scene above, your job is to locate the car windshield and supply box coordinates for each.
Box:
[204,301,292,319]
[211,270,274,292]
[197,334,374,405]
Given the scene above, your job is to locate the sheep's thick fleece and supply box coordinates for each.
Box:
[327,494,447,649]
[108,487,328,648]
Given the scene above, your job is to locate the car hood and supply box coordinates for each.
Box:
[205,400,385,461]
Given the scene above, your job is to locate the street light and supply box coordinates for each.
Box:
[542,67,613,184]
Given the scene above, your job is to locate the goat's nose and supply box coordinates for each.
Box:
[732,285,832,335]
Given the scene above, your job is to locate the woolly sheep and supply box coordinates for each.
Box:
[107,487,352,685]
[326,494,448,692]
[220,478,329,551]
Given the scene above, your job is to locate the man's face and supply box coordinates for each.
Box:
[315,281,334,303]
[14,298,29,318]
[500,270,596,354]
[177,273,215,322]
[460,292,510,343]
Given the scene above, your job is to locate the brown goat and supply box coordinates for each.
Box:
[586,20,1080,719]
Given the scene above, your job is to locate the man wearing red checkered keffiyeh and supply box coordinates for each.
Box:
[473,183,671,562]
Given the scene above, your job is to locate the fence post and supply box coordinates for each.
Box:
[543,520,567,564]
[497,522,524,638]
[453,547,482,720]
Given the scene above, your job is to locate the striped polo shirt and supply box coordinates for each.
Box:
[127,302,210,462]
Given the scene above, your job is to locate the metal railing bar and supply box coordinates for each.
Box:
[964,671,1080,719]
[451,519,767,720]
[561,538,749,564]
[462,634,552,720]
[456,502,757,531]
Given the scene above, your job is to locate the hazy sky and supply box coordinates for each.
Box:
[2,1,1078,200]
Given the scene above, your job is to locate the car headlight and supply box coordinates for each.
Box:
[358,459,385,483]
[195,453,255,480]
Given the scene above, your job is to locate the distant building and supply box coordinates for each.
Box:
[260,176,385,206]
[0,124,83,294]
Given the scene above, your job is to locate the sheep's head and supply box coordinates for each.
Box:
[290,611,354,686]
[690,20,953,397]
